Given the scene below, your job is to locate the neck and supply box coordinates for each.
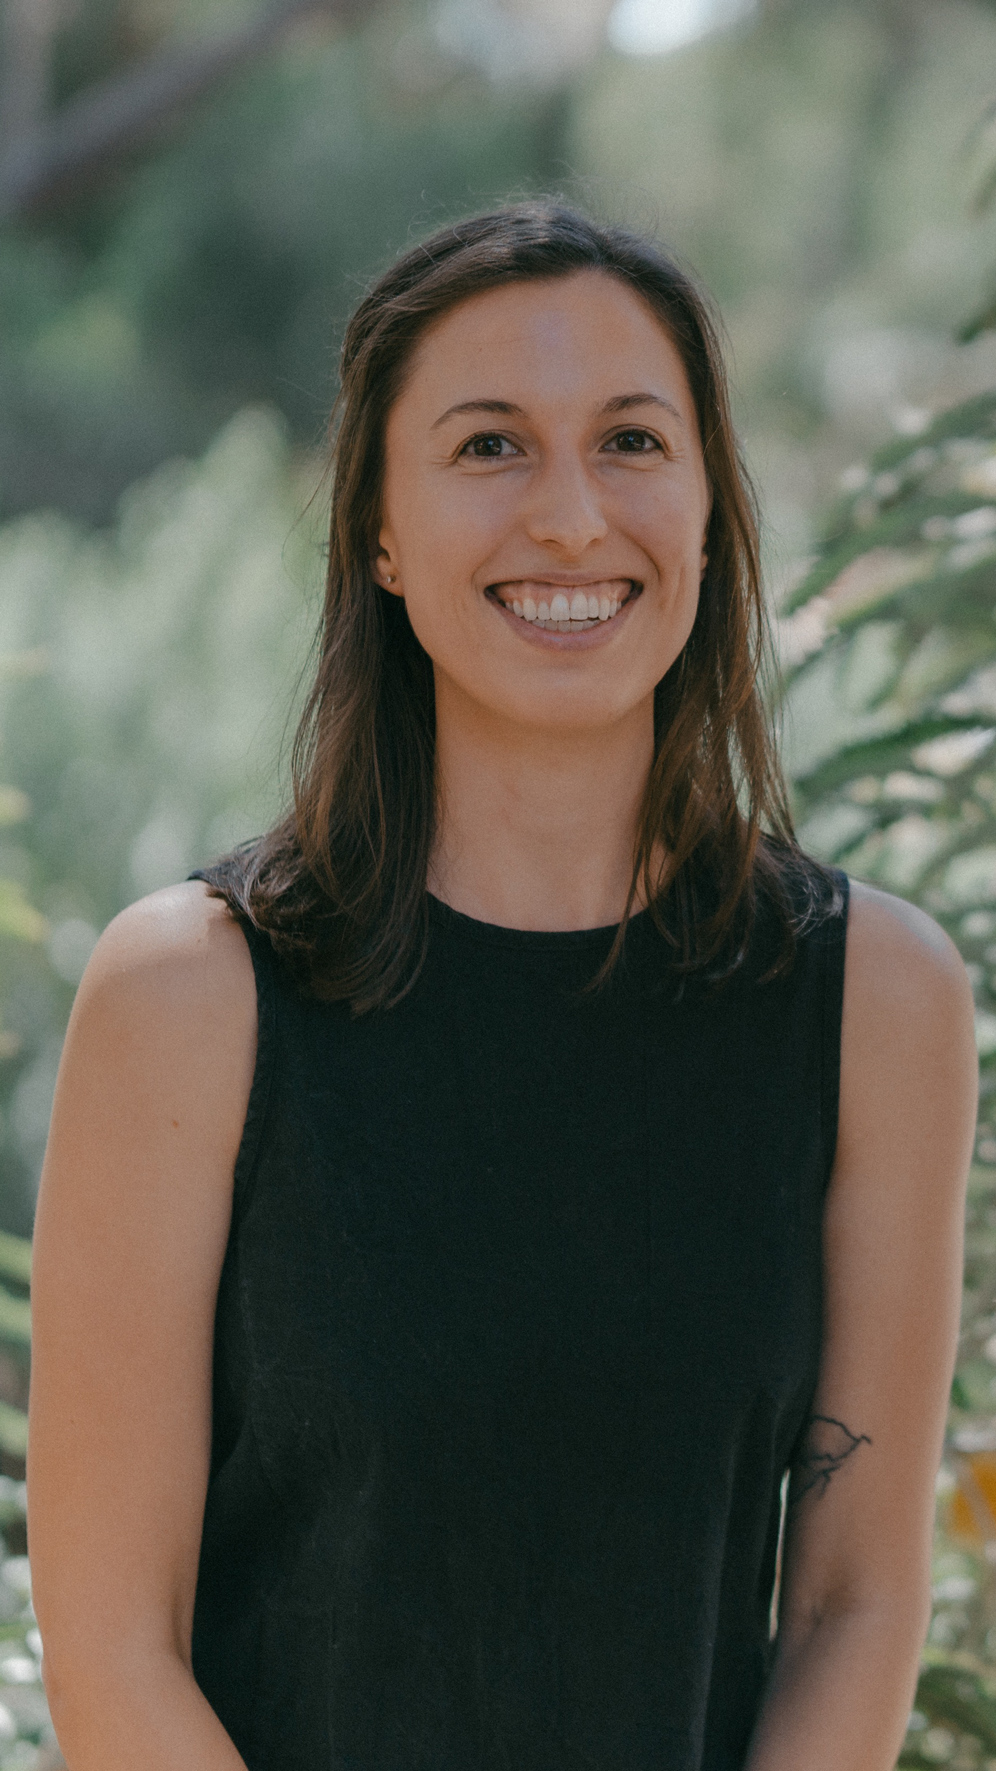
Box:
[428,676,655,932]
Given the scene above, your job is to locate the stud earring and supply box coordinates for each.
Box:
[385,573,396,584]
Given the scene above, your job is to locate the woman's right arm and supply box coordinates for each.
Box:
[27,881,258,1770]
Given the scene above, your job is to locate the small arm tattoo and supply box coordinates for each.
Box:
[789,1414,872,1503]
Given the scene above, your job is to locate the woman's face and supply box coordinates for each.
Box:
[376,270,711,736]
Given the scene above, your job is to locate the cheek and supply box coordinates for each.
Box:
[648,584,699,687]
[397,556,487,677]
[633,476,708,561]
[392,472,507,579]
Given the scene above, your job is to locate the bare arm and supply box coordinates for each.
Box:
[27,882,257,1770]
[745,881,978,1771]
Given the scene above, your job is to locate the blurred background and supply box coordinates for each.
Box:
[4,0,996,1236]
[5,0,996,1764]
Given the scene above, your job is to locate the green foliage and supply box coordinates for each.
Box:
[783,390,996,1765]
[0,406,319,1234]
[0,1475,60,1766]
[0,1241,31,1294]
[782,390,996,1017]
[899,1657,996,1765]
[0,1217,32,1460]
[0,891,42,953]
[572,0,996,564]
[959,103,996,343]
[0,400,319,1754]
[0,0,573,528]
[6,0,996,564]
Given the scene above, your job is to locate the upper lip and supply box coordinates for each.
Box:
[488,572,640,590]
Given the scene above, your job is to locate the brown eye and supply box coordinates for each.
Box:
[466,434,508,458]
[610,429,659,454]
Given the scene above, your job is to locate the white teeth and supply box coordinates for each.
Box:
[499,583,633,630]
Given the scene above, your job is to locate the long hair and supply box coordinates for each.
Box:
[203,200,826,1011]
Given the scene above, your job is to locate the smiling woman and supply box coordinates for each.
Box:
[26,204,979,1771]
[196,207,802,1006]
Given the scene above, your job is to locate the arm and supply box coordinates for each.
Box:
[745,880,978,1771]
[27,882,257,1771]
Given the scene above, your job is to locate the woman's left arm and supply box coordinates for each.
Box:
[745,879,979,1771]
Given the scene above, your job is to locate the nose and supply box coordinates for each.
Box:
[521,452,609,558]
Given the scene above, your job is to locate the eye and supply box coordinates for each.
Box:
[460,432,519,459]
[605,428,663,454]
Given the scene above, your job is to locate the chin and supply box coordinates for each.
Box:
[498,686,647,732]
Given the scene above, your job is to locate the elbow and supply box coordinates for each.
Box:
[37,1632,110,1748]
[778,1580,932,1669]
[36,1626,194,1764]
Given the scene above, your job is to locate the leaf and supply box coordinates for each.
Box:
[959,292,996,345]
[793,716,988,801]
[0,1237,31,1290]
[0,1287,31,1352]
[963,99,996,215]
[0,1404,28,1461]
[913,1660,996,1750]
[0,879,46,945]
[0,790,29,828]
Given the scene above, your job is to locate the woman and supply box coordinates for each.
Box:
[27,203,977,1771]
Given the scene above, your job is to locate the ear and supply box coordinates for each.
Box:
[373,529,403,596]
[372,545,404,595]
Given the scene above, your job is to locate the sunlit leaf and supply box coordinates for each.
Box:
[0,1238,32,1291]
[0,1288,31,1353]
[0,881,45,946]
[0,1405,28,1462]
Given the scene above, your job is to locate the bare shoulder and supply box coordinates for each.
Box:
[56,880,258,1169]
[844,877,973,1031]
[837,879,977,1169]
[80,879,253,1015]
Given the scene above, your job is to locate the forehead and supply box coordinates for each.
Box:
[395,270,698,426]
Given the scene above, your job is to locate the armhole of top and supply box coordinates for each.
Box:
[820,868,851,1191]
[230,919,278,1225]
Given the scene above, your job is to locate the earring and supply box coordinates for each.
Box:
[385,573,396,584]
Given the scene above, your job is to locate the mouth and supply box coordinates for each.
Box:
[487,578,640,633]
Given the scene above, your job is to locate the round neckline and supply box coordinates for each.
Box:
[426,890,652,951]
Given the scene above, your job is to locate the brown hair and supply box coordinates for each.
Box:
[204,200,827,1011]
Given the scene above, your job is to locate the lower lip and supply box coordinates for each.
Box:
[486,584,640,649]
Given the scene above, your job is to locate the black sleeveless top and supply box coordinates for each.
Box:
[191,877,848,1771]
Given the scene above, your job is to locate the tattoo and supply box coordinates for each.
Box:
[789,1415,872,1503]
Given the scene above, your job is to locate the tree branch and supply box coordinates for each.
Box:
[0,0,372,224]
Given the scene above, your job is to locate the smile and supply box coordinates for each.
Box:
[488,579,639,633]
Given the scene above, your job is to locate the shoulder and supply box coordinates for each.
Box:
[835,879,977,1173]
[63,882,258,1149]
[77,880,255,1020]
[36,885,259,1318]
[842,878,973,1040]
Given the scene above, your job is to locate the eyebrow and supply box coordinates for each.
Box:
[431,398,524,429]
[431,392,685,429]
[602,392,685,424]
